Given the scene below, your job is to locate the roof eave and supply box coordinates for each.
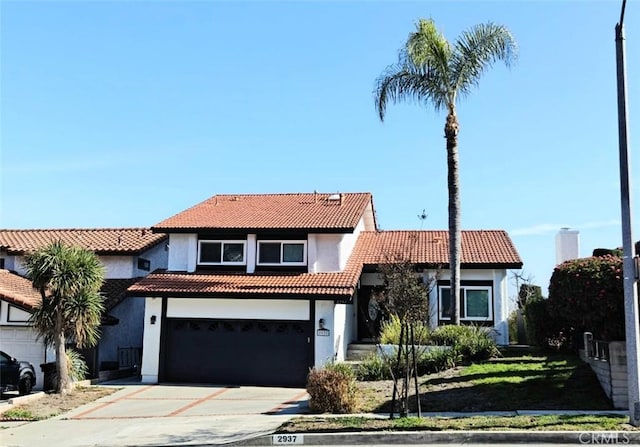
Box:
[151,227,357,234]
[126,289,354,302]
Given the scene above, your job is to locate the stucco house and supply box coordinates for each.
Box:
[0,228,168,385]
[128,192,522,387]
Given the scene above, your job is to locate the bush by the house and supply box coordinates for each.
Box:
[416,346,458,374]
[307,362,357,413]
[356,354,392,381]
[548,255,625,342]
[356,346,458,381]
[429,325,500,361]
[379,314,430,345]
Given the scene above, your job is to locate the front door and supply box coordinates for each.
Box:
[357,286,384,341]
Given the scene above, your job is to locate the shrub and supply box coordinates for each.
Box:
[507,310,518,344]
[356,354,393,381]
[307,363,357,413]
[523,296,569,350]
[428,325,499,362]
[67,349,89,382]
[548,255,625,341]
[416,347,458,374]
[379,314,430,345]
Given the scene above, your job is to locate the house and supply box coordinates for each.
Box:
[128,192,522,387]
[0,228,168,384]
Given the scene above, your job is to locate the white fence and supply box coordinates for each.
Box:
[581,332,628,409]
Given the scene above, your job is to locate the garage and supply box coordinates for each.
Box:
[162,318,313,387]
[0,325,47,390]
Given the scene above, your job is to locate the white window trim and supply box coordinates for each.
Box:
[257,240,307,266]
[438,285,493,321]
[197,240,246,266]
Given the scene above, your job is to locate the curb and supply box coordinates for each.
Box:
[0,391,46,416]
[231,430,640,446]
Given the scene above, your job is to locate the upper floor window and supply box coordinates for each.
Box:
[439,285,492,321]
[257,241,306,266]
[137,258,151,271]
[198,240,246,265]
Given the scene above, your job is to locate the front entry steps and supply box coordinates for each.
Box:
[346,343,378,361]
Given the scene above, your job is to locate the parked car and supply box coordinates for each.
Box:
[0,351,36,395]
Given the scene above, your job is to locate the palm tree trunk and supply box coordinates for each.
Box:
[445,111,461,325]
[55,310,72,394]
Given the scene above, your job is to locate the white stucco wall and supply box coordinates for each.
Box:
[246,234,257,273]
[338,215,367,270]
[166,298,309,320]
[167,233,197,272]
[134,242,168,277]
[313,234,342,272]
[11,253,160,280]
[101,256,134,279]
[315,300,335,366]
[333,303,355,362]
[493,269,509,345]
[140,297,163,383]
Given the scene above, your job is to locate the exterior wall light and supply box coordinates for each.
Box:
[150,315,157,325]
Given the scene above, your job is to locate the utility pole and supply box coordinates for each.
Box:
[615,0,640,427]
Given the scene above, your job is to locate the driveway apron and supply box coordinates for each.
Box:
[1,384,309,447]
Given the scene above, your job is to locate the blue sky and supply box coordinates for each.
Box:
[1,0,638,297]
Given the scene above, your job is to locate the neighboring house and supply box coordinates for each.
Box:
[128,192,522,387]
[0,228,168,381]
[0,269,53,389]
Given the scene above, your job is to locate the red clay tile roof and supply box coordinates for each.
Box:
[351,230,522,268]
[153,193,374,232]
[0,272,140,313]
[127,270,359,300]
[102,278,141,311]
[126,230,521,300]
[0,270,41,311]
[0,228,167,255]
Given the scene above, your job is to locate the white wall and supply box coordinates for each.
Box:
[493,269,509,345]
[166,298,309,320]
[315,300,335,366]
[312,234,342,272]
[134,242,168,277]
[167,233,197,272]
[101,256,134,279]
[140,297,163,383]
[338,215,367,270]
[12,255,140,279]
[333,303,355,362]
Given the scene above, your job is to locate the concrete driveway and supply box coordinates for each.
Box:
[1,383,309,447]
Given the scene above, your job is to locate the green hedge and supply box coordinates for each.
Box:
[548,255,624,341]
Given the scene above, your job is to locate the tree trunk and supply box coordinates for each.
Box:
[411,324,421,417]
[445,111,461,325]
[55,310,72,394]
[390,322,405,419]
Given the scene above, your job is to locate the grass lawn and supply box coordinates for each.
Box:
[277,414,635,433]
[279,352,633,433]
[358,353,613,413]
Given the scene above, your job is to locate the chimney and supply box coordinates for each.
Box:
[556,227,579,264]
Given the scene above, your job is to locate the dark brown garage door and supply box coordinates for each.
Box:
[163,319,312,387]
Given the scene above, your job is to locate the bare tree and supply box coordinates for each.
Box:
[375,257,438,418]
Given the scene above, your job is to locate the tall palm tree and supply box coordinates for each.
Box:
[375,19,517,324]
[24,241,105,394]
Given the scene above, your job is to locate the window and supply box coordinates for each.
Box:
[439,285,492,321]
[137,258,151,271]
[198,240,246,265]
[257,241,306,265]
